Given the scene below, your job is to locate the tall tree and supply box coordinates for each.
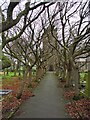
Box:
[46,0,90,95]
[0,1,54,48]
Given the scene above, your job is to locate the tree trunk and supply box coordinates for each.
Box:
[4,70,5,76]
[65,60,73,87]
[66,69,72,87]
[86,60,90,97]
[62,68,67,81]
[29,69,32,81]
[36,68,40,81]
[16,67,28,99]
[18,68,21,79]
[18,68,21,76]
[73,66,80,95]
[36,67,43,80]
[6,69,9,75]
[14,69,16,76]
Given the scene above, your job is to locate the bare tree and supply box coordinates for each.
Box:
[0,1,54,48]
[3,16,54,98]
[46,0,90,95]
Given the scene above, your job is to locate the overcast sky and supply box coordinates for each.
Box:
[0,0,88,41]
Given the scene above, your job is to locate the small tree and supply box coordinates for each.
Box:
[2,54,11,69]
[2,54,11,75]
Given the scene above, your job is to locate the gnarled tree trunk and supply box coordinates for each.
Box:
[66,60,73,87]
[17,67,28,99]
[28,69,32,81]
[73,66,80,95]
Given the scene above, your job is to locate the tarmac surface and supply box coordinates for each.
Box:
[14,72,70,118]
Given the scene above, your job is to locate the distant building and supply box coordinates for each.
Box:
[42,25,59,71]
[76,54,90,72]
[76,58,88,72]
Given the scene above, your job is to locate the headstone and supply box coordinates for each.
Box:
[0,89,12,96]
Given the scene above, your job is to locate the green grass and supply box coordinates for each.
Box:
[0,71,36,80]
[0,72,23,80]
[80,72,88,82]
[0,76,2,79]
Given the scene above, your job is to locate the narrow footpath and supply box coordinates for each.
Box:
[14,72,70,118]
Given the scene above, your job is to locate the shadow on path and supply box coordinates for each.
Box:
[14,72,70,118]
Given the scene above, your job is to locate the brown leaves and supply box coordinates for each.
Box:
[63,84,90,119]
[63,90,75,100]
[66,98,90,118]
[2,78,37,118]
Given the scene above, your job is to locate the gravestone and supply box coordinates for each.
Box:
[0,89,12,96]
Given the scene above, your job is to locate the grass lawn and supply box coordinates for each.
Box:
[0,72,23,80]
[80,72,88,82]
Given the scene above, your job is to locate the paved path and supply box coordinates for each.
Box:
[14,72,70,118]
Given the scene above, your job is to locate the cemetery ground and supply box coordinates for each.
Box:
[0,72,39,119]
[0,71,90,119]
[1,1,90,119]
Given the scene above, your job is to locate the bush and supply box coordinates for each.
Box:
[35,79,40,83]
[73,94,84,101]
[84,73,88,81]
[28,83,32,88]
[64,85,69,88]
[80,72,87,82]
[2,54,11,69]
[73,95,81,100]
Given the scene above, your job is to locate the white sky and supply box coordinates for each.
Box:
[0,0,89,39]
